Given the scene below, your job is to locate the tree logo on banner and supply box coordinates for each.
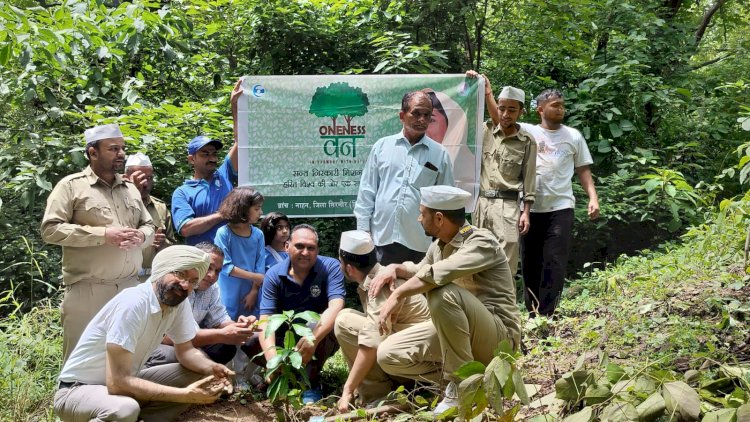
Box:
[309,82,369,158]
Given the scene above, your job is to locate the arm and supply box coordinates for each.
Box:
[179,213,225,238]
[174,340,234,379]
[353,142,380,232]
[296,298,345,364]
[575,165,600,220]
[338,346,378,413]
[41,181,107,247]
[466,70,499,126]
[105,343,225,404]
[257,316,278,361]
[190,321,256,347]
[377,276,435,335]
[519,134,537,235]
[229,267,264,283]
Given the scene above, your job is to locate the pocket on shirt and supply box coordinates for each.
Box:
[499,152,523,180]
[75,198,114,226]
[122,196,143,227]
[410,165,439,188]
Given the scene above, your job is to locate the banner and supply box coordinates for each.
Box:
[237,74,484,217]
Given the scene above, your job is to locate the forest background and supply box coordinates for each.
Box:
[1,0,749,420]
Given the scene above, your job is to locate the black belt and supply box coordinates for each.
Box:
[58,381,82,389]
[480,189,519,200]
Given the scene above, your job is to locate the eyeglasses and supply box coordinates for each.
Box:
[171,271,200,289]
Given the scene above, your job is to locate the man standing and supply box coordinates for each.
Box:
[334,230,432,412]
[370,185,521,415]
[466,70,536,276]
[242,224,345,404]
[520,89,600,316]
[171,81,242,245]
[145,242,257,367]
[124,152,176,281]
[41,123,155,361]
[53,246,234,422]
[355,91,454,265]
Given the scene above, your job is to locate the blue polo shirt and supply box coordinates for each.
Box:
[259,256,345,316]
[171,155,236,245]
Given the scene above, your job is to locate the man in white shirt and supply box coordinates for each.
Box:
[355,91,454,265]
[53,246,234,422]
[520,89,600,316]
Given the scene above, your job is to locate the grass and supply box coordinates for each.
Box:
[2,201,750,420]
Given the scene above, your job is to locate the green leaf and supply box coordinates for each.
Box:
[609,122,623,138]
[598,139,612,153]
[295,310,320,324]
[267,354,283,372]
[662,381,700,421]
[455,361,486,379]
[283,329,296,349]
[0,42,11,66]
[584,383,611,405]
[264,314,287,338]
[513,369,530,404]
[289,351,302,369]
[606,363,628,383]
[562,407,593,422]
[702,408,737,422]
[458,374,487,419]
[620,120,635,131]
[636,392,665,422]
[736,403,750,422]
[600,401,639,421]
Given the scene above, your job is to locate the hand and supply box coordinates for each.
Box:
[518,212,531,236]
[368,264,397,298]
[181,375,230,404]
[219,323,256,345]
[242,290,257,312]
[237,315,258,329]
[104,227,144,250]
[152,228,166,249]
[337,388,354,413]
[588,198,600,220]
[209,363,235,380]
[378,294,399,336]
[465,70,492,95]
[295,336,317,364]
[126,169,149,195]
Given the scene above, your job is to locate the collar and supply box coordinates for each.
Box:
[362,263,382,291]
[83,165,125,187]
[147,282,166,315]
[397,130,431,147]
[444,223,473,248]
[492,123,524,140]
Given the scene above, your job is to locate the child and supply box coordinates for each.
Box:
[259,212,291,271]
[215,186,266,320]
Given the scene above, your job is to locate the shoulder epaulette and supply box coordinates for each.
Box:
[459,225,474,238]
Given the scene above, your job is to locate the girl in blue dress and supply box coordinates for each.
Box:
[260,212,291,271]
[215,187,265,320]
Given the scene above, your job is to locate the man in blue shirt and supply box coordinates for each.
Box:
[241,224,345,404]
[355,91,454,265]
[171,81,242,245]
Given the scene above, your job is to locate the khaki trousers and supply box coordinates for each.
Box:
[427,283,510,382]
[334,309,399,404]
[472,197,520,275]
[377,320,442,384]
[61,278,139,362]
[53,363,204,422]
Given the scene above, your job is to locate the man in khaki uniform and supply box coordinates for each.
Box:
[41,124,155,360]
[334,230,433,413]
[370,185,521,415]
[124,152,176,282]
[467,70,536,276]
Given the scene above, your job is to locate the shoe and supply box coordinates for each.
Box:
[301,388,323,405]
[433,381,459,415]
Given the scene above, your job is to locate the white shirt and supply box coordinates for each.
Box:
[354,131,454,252]
[59,281,198,385]
[520,123,593,212]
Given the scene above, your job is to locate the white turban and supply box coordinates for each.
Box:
[149,245,210,283]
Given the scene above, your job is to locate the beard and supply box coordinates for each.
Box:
[156,280,189,307]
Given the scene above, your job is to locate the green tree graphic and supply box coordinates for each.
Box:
[309,82,370,131]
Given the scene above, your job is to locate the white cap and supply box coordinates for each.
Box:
[125,152,152,168]
[84,123,123,145]
[420,185,471,210]
[340,230,375,255]
[498,86,525,104]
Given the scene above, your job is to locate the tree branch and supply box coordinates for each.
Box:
[690,52,734,70]
[695,0,728,46]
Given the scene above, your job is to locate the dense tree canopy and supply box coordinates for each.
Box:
[0,0,748,307]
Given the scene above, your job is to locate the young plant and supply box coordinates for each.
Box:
[261,310,320,410]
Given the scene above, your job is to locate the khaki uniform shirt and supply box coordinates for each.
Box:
[479,121,537,203]
[356,263,431,349]
[405,223,521,346]
[141,195,176,270]
[41,166,155,286]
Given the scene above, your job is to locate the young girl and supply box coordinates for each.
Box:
[259,212,291,271]
[214,186,266,320]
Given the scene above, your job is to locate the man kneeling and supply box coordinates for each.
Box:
[54,246,234,422]
[334,230,433,412]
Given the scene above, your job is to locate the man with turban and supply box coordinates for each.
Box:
[53,245,235,422]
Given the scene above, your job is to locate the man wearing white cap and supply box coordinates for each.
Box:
[41,123,155,361]
[125,152,176,281]
[466,70,536,277]
[54,245,235,422]
[369,185,521,416]
[334,230,434,413]
[171,80,242,246]
[519,89,600,316]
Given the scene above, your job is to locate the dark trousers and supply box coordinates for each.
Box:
[521,208,574,316]
[241,329,339,388]
[376,242,426,266]
[144,343,237,368]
